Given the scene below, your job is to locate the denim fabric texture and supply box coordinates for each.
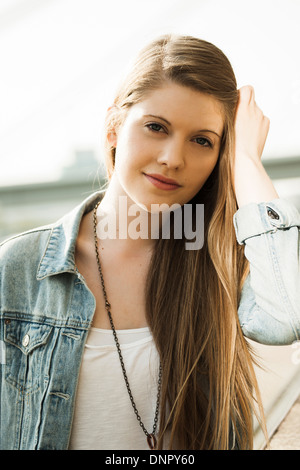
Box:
[0,191,299,449]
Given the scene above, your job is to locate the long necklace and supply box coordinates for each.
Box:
[93,202,162,450]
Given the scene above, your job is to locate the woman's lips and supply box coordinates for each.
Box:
[144,173,181,191]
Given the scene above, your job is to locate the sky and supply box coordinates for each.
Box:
[1,0,300,186]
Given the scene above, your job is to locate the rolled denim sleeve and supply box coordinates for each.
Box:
[234,198,300,345]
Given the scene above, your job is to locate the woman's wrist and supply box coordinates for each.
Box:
[234,156,279,208]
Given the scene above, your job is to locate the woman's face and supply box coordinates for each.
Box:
[109,82,224,211]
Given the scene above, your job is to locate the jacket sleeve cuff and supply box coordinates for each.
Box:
[233,198,300,245]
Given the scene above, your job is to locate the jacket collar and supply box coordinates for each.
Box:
[37,191,105,280]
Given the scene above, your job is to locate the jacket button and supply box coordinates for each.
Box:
[22,334,30,347]
[267,208,280,220]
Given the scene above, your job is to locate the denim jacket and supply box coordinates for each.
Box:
[0,191,300,450]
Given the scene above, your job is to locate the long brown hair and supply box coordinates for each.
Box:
[103,34,266,449]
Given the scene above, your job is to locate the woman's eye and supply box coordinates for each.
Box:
[146,123,164,133]
[194,137,213,148]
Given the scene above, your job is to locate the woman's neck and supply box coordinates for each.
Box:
[96,174,157,256]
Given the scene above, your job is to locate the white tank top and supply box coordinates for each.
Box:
[68,326,162,450]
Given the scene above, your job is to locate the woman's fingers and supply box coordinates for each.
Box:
[239,85,255,104]
[234,85,270,161]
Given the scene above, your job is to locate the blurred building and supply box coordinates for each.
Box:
[0,149,106,242]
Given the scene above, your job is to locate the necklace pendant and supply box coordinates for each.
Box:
[147,433,157,450]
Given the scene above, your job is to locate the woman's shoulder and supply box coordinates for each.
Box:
[0,224,53,268]
[0,191,105,267]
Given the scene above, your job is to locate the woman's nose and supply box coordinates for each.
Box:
[157,138,185,170]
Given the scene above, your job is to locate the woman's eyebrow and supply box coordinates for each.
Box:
[144,114,171,125]
[196,129,221,139]
[144,114,221,139]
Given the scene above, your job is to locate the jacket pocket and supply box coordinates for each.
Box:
[4,318,53,393]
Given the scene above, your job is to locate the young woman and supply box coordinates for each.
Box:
[1,34,300,451]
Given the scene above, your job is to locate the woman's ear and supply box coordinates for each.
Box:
[106,105,119,148]
[107,129,117,148]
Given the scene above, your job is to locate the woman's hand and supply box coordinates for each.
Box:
[234,85,270,162]
[233,85,278,208]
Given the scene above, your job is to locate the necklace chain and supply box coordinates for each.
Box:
[93,202,162,450]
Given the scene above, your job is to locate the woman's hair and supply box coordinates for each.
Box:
[103,34,266,449]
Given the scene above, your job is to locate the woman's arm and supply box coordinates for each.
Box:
[233,85,279,208]
[235,198,300,345]
[233,86,300,345]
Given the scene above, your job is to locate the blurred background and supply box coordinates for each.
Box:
[1,0,300,448]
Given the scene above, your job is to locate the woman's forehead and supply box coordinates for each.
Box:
[128,82,225,135]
